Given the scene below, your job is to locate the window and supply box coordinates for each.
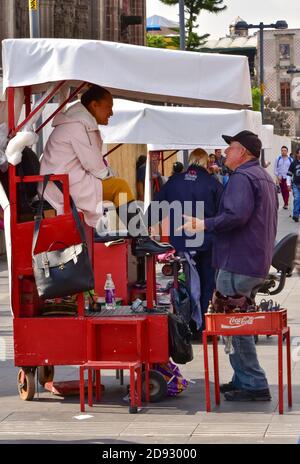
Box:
[279,44,290,60]
[280,82,291,107]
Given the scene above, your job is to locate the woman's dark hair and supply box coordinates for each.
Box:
[81,85,111,108]
[136,155,147,170]
[172,161,184,174]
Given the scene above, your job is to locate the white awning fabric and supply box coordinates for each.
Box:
[101,99,265,147]
[2,38,252,109]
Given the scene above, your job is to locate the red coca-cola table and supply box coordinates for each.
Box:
[203,310,292,414]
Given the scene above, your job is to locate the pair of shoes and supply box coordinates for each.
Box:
[283,205,288,210]
[220,381,239,394]
[292,216,299,222]
[224,388,271,402]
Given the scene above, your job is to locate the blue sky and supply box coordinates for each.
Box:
[146,0,300,39]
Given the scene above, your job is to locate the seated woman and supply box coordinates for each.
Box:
[40,85,172,256]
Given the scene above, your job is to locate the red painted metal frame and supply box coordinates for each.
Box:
[12,81,66,136]
[8,84,169,406]
[36,82,87,134]
[202,311,292,415]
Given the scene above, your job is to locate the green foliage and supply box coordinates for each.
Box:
[146,34,167,48]
[159,0,227,51]
[252,87,261,111]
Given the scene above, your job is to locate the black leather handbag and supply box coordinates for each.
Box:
[32,175,94,299]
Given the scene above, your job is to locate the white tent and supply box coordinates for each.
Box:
[101,99,264,148]
[2,38,252,109]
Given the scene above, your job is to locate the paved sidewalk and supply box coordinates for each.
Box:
[0,205,299,444]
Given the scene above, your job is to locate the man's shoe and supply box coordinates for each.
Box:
[132,236,174,257]
[292,216,299,223]
[220,381,239,394]
[224,388,271,402]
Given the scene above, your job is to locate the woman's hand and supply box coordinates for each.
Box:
[176,215,205,233]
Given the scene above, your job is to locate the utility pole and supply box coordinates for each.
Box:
[179,0,189,168]
[28,0,43,155]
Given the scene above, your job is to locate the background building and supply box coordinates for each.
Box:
[0,0,146,70]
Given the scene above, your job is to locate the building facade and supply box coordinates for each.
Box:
[0,0,146,69]
[260,28,300,137]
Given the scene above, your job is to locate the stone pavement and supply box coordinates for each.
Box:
[0,204,299,444]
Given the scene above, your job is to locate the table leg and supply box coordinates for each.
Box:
[88,369,93,408]
[145,363,150,403]
[130,367,136,409]
[203,331,211,412]
[278,332,283,414]
[79,366,85,413]
[137,366,142,407]
[286,327,292,407]
[213,335,220,405]
[96,370,101,402]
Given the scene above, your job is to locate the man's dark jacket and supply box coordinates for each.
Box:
[205,159,278,278]
[152,165,223,252]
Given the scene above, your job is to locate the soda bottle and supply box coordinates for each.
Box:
[104,274,116,310]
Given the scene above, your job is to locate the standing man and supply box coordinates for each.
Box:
[179,131,278,401]
[287,147,300,222]
[274,145,293,209]
[214,148,230,186]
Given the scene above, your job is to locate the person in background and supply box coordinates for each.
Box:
[179,131,278,402]
[171,161,184,177]
[274,145,293,209]
[287,147,300,222]
[214,148,230,186]
[136,155,147,202]
[151,148,223,334]
[208,154,222,181]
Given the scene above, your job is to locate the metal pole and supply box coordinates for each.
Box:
[28,0,40,37]
[28,0,43,156]
[179,1,189,167]
[179,0,185,51]
[259,24,266,167]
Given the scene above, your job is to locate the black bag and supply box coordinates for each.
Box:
[170,282,191,325]
[168,313,193,364]
[32,175,94,299]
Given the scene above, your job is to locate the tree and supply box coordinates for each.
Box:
[252,87,261,112]
[159,0,227,51]
[146,34,167,48]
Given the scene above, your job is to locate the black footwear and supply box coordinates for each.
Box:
[292,216,299,223]
[220,381,239,394]
[132,236,174,257]
[224,388,271,402]
[283,205,288,210]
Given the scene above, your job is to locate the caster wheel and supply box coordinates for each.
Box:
[129,406,138,414]
[162,264,173,276]
[18,369,35,401]
[38,366,55,386]
[142,369,168,403]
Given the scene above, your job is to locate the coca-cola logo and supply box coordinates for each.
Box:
[221,315,265,329]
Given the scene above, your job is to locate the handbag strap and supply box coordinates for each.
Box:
[32,175,87,256]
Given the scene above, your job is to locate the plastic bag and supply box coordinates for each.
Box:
[153,361,189,396]
[170,281,191,325]
[168,312,193,364]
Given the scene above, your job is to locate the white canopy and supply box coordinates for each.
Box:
[101,99,265,147]
[2,38,252,109]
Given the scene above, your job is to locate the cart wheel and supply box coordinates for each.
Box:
[38,365,55,386]
[17,369,35,401]
[142,369,168,403]
[162,264,173,276]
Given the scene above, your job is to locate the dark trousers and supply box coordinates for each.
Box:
[194,248,216,331]
[279,178,289,206]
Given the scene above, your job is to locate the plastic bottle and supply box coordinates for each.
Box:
[104,274,116,310]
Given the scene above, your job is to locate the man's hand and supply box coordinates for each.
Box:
[288,185,292,192]
[176,215,205,233]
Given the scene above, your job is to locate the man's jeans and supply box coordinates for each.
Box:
[292,184,300,218]
[216,270,269,391]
